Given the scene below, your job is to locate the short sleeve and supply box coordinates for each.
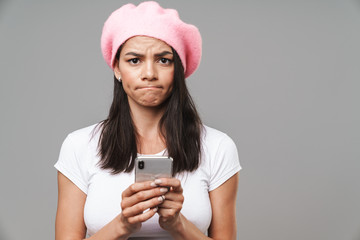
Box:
[54,134,89,194]
[209,135,241,191]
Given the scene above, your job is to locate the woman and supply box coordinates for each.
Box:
[55,2,241,239]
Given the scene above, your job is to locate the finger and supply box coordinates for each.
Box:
[122,187,168,209]
[127,207,158,224]
[157,207,179,219]
[122,195,165,217]
[158,199,183,210]
[122,181,156,198]
[160,191,184,203]
[153,178,183,193]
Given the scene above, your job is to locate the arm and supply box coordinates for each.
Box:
[55,172,87,240]
[155,173,239,240]
[208,172,239,239]
[55,172,128,240]
[55,172,166,240]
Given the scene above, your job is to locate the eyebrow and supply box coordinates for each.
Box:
[155,51,173,57]
[124,51,173,57]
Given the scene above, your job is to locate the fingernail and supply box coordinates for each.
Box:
[153,207,158,212]
[160,188,168,193]
[155,179,162,184]
[158,196,164,202]
[150,182,157,187]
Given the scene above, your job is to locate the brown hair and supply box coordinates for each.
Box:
[96,47,202,174]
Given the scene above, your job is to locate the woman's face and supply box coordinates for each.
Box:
[114,36,174,109]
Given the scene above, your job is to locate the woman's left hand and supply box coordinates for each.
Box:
[152,178,185,232]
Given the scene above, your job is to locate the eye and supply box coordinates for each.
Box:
[159,58,173,64]
[128,58,140,64]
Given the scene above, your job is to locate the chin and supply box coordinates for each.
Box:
[144,102,163,108]
[139,100,162,107]
[134,95,170,108]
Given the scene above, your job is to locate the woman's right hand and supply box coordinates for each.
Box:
[57,172,167,240]
[117,181,168,236]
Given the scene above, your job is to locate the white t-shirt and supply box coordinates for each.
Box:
[55,124,241,239]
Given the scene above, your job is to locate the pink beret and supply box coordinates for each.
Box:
[101,1,202,78]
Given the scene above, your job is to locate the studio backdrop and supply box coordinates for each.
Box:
[0,0,359,239]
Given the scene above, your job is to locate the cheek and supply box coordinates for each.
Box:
[121,68,138,82]
[121,71,138,91]
[162,70,175,90]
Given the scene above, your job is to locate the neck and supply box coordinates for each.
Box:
[129,100,166,154]
[130,104,164,135]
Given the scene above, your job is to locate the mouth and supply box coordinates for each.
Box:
[137,85,162,90]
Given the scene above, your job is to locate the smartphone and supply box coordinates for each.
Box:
[135,156,173,182]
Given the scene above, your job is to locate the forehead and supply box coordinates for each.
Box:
[121,36,172,53]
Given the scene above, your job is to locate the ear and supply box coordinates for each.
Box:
[113,59,121,80]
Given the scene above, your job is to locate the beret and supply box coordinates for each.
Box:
[101,1,202,78]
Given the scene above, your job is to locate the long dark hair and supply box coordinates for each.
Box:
[96,47,202,175]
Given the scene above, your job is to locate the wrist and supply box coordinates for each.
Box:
[168,214,186,238]
[86,214,132,240]
[113,214,132,239]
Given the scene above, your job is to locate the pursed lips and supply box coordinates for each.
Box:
[136,85,162,90]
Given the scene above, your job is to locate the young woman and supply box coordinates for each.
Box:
[55,2,241,239]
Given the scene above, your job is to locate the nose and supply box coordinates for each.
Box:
[141,61,157,81]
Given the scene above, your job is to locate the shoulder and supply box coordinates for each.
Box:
[60,123,101,155]
[57,123,102,167]
[65,123,100,145]
[201,125,239,166]
[56,124,101,194]
[202,125,236,150]
[67,123,99,139]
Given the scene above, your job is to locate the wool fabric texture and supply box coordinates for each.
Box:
[101,1,202,78]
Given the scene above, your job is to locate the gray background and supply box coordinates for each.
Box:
[0,0,359,239]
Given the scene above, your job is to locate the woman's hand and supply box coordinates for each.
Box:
[153,178,185,232]
[119,181,169,235]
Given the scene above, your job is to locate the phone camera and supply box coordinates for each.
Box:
[138,160,144,169]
